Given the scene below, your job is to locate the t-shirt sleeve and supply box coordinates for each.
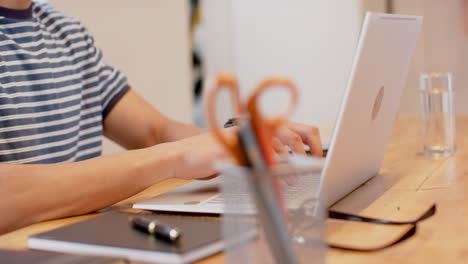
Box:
[81,27,130,120]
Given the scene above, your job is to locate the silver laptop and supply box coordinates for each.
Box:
[133,13,422,213]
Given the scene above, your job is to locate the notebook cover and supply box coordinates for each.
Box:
[0,249,127,264]
[28,212,227,264]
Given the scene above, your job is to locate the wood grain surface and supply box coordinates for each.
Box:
[1,115,466,264]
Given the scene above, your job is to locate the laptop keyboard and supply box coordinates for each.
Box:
[204,173,321,209]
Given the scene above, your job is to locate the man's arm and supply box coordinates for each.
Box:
[0,147,171,234]
[103,90,207,149]
[0,121,235,235]
[103,90,323,156]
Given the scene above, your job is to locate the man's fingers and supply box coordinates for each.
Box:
[305,136,323,157]
[288,123,323,157]
[276,127,307,155]
[304,129,323,157]
[272,137,288,155]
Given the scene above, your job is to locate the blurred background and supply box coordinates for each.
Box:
[47,0,468,154]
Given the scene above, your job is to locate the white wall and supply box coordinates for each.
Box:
[200,0,385,127]
[230,1,361,125]
[196,0,235,127]
[201,0,468,128]
[49,0,192,153]
[395,0,468,114]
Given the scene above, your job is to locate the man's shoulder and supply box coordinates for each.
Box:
[32,1,83,28]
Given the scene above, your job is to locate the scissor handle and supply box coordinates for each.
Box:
[246,77,298,167]
[247,77,298,129]
[205,73,245,164]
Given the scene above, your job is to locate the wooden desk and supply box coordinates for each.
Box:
[1,115,467,264]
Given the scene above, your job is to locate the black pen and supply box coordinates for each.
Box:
[129,216,181,243]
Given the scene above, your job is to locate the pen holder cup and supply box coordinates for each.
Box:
[216,156,327,264]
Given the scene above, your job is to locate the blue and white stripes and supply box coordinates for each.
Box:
[0,2,129,164]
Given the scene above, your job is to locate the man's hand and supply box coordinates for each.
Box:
[104,91,323,159]
[274,121,323,157]
[169,127,238,180]
[170,121,322,180]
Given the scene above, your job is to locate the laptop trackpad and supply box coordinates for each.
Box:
[138,178,222,206]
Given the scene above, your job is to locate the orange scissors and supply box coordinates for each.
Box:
[205,73,300,263]
[205,72,298,212]
[204,72,298,167]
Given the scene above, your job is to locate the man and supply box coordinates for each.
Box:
[0,0,322,234]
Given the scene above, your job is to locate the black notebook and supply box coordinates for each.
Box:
[0,249,127,264]
[28,212,229,264]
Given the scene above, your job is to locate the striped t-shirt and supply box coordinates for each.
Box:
[0,2,130,164]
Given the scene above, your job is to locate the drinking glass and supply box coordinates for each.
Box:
[419,73,456,157]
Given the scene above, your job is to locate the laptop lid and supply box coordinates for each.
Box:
[320,12,422,206]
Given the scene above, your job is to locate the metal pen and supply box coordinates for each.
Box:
[237,120,299,264]
[129,216,181,243]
